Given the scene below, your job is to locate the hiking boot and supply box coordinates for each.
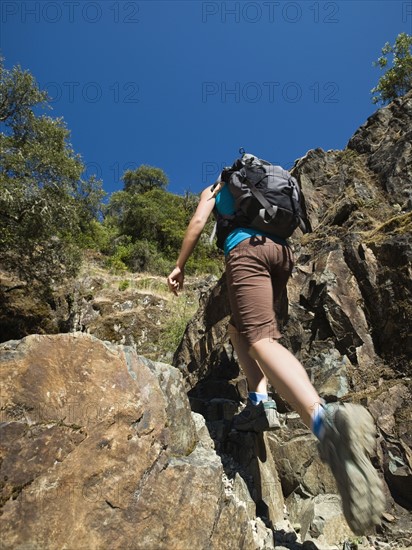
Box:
[232,399,282,432]
[319,403,385,535]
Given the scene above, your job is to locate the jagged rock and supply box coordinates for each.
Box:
[299,494,354,548]
[296,246,377,369]
[191,411,215,449]
[344,237,412,376]
[305,349,350,400]
[175,92,412,549]
[362,381,412,511]
[197,400,286,530]
[0,333,263,549]
[348,90,412,208]
[267,429,336,499]
[0,269,201,364]
[0,279,70,340]
[224,430,285,525]
[174,273,235,391]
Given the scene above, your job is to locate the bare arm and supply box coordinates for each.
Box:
[167,186,215,295]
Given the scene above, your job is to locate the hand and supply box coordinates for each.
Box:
[167,266,184,296]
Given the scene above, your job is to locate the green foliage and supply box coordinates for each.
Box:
[118,280,130,291]
[76,219,117,251]
[159,295,197,356]
[123,165,168,194]
[371,33,412,105]
[0,56,221,288]
[119,188,188,250]
[104,185,223,276]
[0,57,105,291]
[105,238,133,273]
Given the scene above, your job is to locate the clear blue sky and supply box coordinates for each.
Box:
[1,1,411,196]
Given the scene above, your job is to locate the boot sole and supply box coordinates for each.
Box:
[322,404,385,534]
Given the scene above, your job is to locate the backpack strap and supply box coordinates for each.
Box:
[211,208,238,250]
[241,171,278,224]
[243,169,310,231]
[209,173,239,250]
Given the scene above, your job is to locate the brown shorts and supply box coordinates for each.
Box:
[225,236,294,348]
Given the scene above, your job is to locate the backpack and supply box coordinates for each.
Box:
[212,149,311,250]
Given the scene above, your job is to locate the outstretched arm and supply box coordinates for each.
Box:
[167,186,215,295]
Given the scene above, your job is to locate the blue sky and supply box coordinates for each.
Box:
[1,0,411,197]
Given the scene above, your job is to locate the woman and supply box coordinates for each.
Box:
[167,180,384,535]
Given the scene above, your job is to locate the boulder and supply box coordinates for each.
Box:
[299,494,354,547]
[0,333,263,549]
[266,429,336,499]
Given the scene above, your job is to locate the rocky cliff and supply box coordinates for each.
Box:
[174,91,412,548]
[1,92,411,549]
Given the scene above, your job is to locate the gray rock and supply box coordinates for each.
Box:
[299,494,354,547]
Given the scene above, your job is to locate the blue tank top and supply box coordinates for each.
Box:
[214,184,288,256]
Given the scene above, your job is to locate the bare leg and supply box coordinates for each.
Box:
[249,338,322,428]
[228,324,267,394]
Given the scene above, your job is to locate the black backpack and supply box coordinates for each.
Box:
[212,149,311,249]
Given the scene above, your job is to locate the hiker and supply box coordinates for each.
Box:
[167,156,385,535]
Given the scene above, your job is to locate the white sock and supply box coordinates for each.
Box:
[248,392,268,405]
[311,404,326,440]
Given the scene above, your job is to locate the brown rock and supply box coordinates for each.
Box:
[267,429,336,499]
[0,333,260,549]
[299,494,355,547]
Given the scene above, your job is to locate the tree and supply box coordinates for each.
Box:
[371,33,412,105]
[107,187,189,250]
[123,165,168,194]
[105,185,223,275]
[0,57,104,291]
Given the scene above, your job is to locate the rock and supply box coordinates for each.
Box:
[305,348,350,400]
[296,247,377,369]
[225,430,285,525]
[249,517,275,549]
[0,280,70,341]
[368,383,411,441]
[382,512,396,523]
[0,333,261,549]
[173,273,234,392]
[191,411,215,450]
[363,382,412,510]
[299,494,354,547]
[199,405,286,530]
[267,431,336,498]
[348,90,412,208]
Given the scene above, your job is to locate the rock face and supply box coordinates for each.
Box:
[0,333,265,549]
[175,92,412,548]
[0,269,201,364]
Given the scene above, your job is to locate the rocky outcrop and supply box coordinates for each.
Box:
[0,333,272,549]
[347,90,412,208]
[0,268,203,364]
[174,91,412,548]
